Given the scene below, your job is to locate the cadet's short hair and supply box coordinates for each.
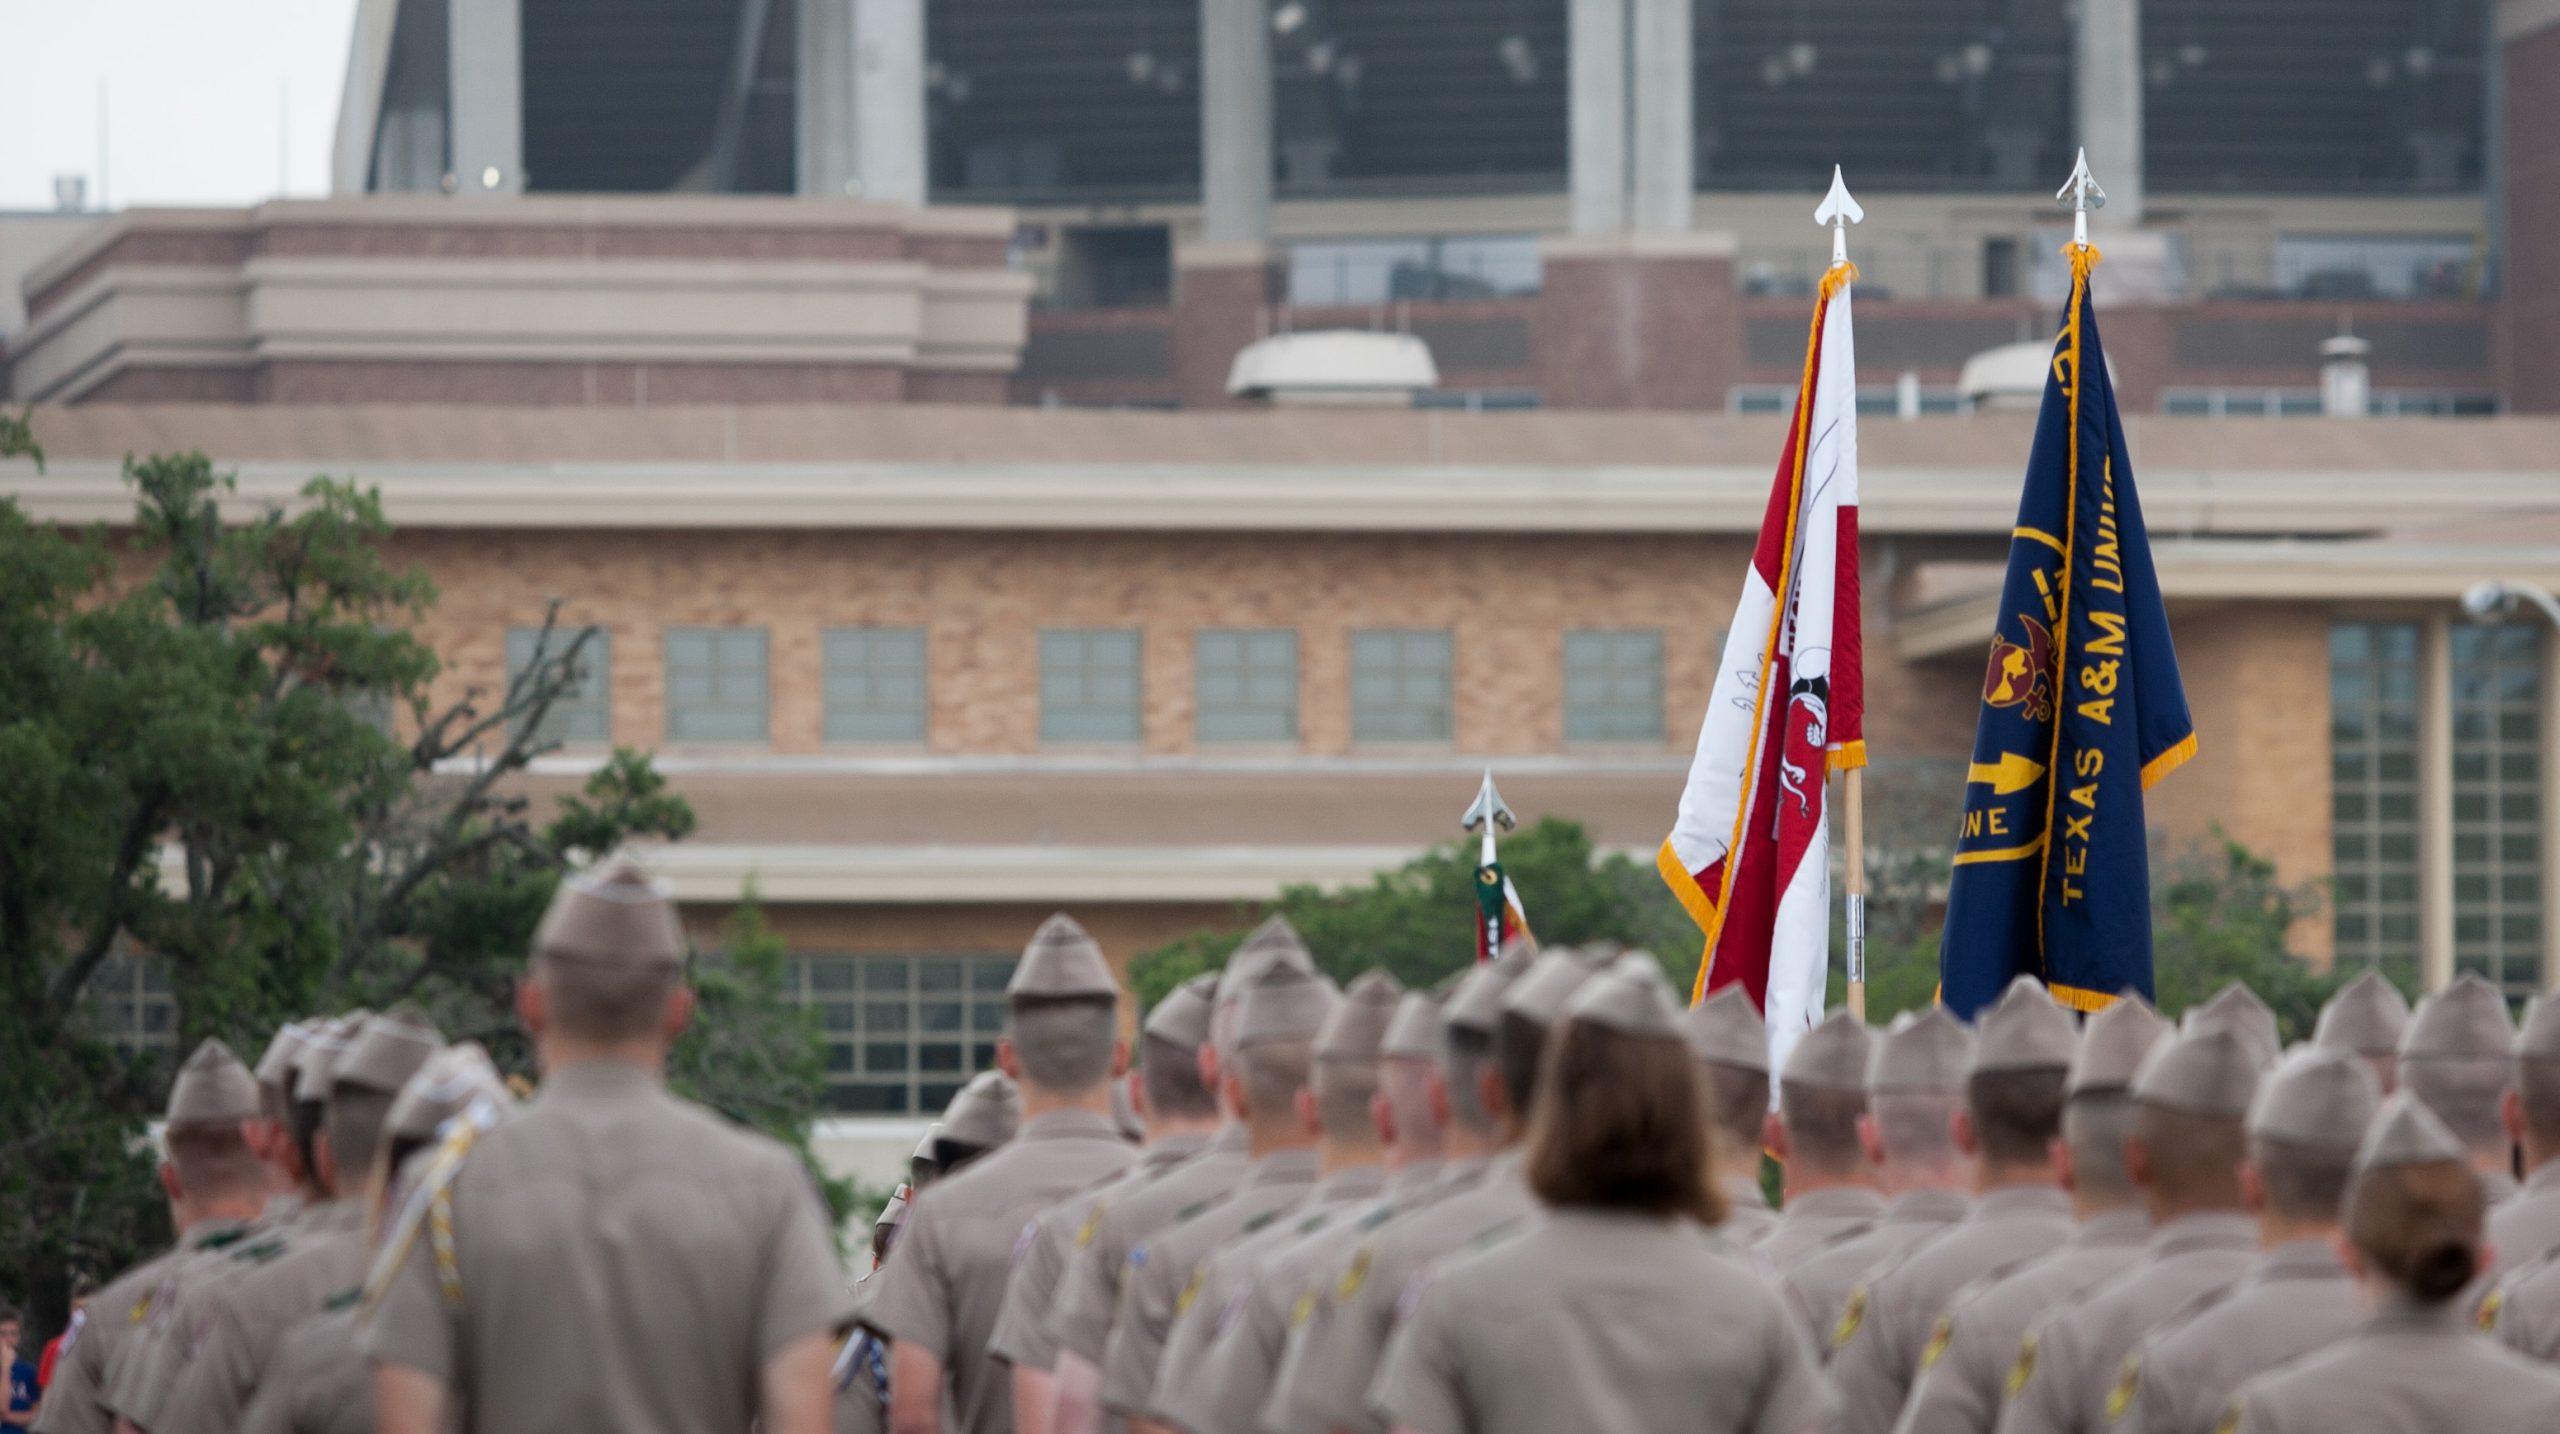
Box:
[1235,1037,1318,1122]
[291,1096,326,1180]
[1006,995,1118,1094]
[2131,1102,2249,1204]
[1527,1020,1720,1224]
[322,1088,397,1189]
[932,1138,992,1176]
[2250,1134,2357,1223]
[2520,1058,2560,1147]
[2401,1055,2513,1155]
[1442,1026,1502,1134]
[1138,1032,1218,1121]
[1779,1082,1868,1177]
[165,1124,267,1201]
[2063,1092,2141,1201]
[1870,1091,1963,1167]
[1969,1067,2070,1169]
[2348,1156,2485,1305]
[535,953,682,1043]
[1495,1012,1555,1118]
[1700,1061,1771,1157]
[1313,1059,1382,1143]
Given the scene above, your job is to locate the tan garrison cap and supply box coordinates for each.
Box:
[533,854,685,969]
[2132,1025,2261,1118]
[386,1042,510,1143]
[1867,1006,1973,1092]
[1316,971,1404,1063]
[940,1071,1021,1149]
[2069,994,2169,1094]
[1143,973,1218,1048]
[292,1011,369,1104]
[1236,961,1342,1048]
[2247,1045,2382,1151]
[253,1023,313,1099]
[2183,983,2282,1069]
[1570,961,1686,1039]
[166,1039,261,1128]
[1685,984,1770,1072]
[2520,995,2560,1061]
[876,1185,910,1232]
[1218,915,1318,1004]
[1443,961,1524,1036]
[2314,971,2412,1057]
[2354,1090,2468,1173]
[1009,913,1119,1001]
[2401,972,2515,1061]
[1380,990,1446,1061]
[1971,976,2080,1074]
[1503,951,1609,1026]
[333,1006,445,1097]
[1783,1010,1872,1092]
[912,1126,941,1166]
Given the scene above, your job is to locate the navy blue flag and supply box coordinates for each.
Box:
[1939,251,2195,1019]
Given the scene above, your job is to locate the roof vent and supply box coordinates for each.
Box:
[1226,330,1438,406]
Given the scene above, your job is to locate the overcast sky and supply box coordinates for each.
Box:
[0,0,361,211]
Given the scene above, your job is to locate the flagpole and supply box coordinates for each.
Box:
[1818,165,1868,1022]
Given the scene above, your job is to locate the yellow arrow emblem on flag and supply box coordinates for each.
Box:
[1966,752,2046,796]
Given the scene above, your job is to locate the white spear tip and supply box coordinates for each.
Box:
[1814,165,1864,227]
[2058,149,2106,210]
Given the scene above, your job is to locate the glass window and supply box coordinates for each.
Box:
[2276,234,2478,301]
[85,950,177,1057]
[507,626,611,746]
[1351,629,1454,743]
[2451,623,2542,997]
[1564,630,1666,743]
[2330,622,2423,989]
[790,952,1018,1114]
[824,628,928,744]
[664,627,769,743]
[1196,629,1298,743]
[1041,629,1142,743]
[1285,235,1542,305]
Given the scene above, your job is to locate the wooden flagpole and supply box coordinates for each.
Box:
[1844,767,1867,1021]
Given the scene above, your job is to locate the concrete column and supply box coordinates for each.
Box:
[851,0,927,204]
[2421,610,2457,992]
[1568,0,1628,235]
[799,0,855,195]
[448,0,524,195]
[1629,0,1692,232]
[2539,619,2560,991]
[1199,0,1273,247]
[2073,0,2142,225]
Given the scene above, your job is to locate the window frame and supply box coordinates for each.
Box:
[1039,627,1144,745]
[1562,628,1668,744]
[1350,628,1456,745]
[663,626,771,744]
[507,625,613,747]
[789,952,1017,1115]
[822,626,930,745]
[1194,627,1301,744]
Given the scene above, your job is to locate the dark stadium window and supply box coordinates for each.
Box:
[792,953,1017,1116]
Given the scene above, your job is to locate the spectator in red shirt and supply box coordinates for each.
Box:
[35,1279,96,1394]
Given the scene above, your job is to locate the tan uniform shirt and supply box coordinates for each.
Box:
[1099,1146,1321,1418]
[1267,1153,1537,1434]
[109,1215,290,1427]
[1374,1210,1830,1434]
[361,1060,854,1434]
[236,1304,369,1434]
[2482,1165,2521,1207]
[1829,1187,2075,1434]
[1991,1212,2258,1434]
[1168,1160,1456,1434]
[1722,1174,1782,1246]
[155,1198,371,1434]
[2491,1243,2560,1360]
[831,1328,890,1434]
[29,1222,253,1434]
[1047,1124,1253,1366]
[862,1108,1137,1434]
[984,1131,1208,1372]
[1756,1186,1888,1277]
[2485,1161,2560,1285]
[1783,1189,1970,1356]
[2225,1297,2560,1434]
[2115,1239,2352,1434]
[1889,1208,2151,1434]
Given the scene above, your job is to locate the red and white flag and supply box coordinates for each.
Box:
[1659,270,1863,1074]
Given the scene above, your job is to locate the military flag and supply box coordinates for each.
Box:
[1462,770,1532,962]
[1660,263,1863,1068]
[1938,244,2195,1018]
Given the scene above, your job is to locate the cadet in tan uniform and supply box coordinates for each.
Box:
[1992,1024,2264,1434]
[1265,948,1601,1434]
[247,1023,318,1224]
[835,1189,912,1434]
[1687,985,1781,1242]
[992,973,1222,1434]
[1048,921,1318,1434]
[2222,1093,2560,1432]
[2114,1044,2379,1434]
[2312,971,2410,1093]
[2488,993,2560,1284]
[1758,1012,1885,1275]
[1373,960,1829,1434]
[863,914,1140,1434]
[1891,996,2167,1434]
[157,1006,445,1434]
[33,1042,268,1434]
[2492,1239,2560,1360]
[364,856,853,1434]
[2179,986,2280,1071]
[1783,1007,1976,1355]
[1830,977,2078,1434]
[2397,972,2520,1205]
[930,1070,1024,1178]
[237,1043,513,1434]
[1176,984,1460,1434]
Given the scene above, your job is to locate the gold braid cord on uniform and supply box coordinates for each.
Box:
[362,1100,504,1319]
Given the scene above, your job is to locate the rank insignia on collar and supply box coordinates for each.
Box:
[2104,1355,2140,1423]
[1076,1206,1106,1248]
[1336,1246,1373,1303]
[2478,1288,2503,1332]
[1177,1267,1207,1316]
[1919,1315,1953,1371]
[2006,1335,2038,1397]
[2212,1403,2243,1434]
[1831,1286,1867,1349]
[1291,1290,1318,1327]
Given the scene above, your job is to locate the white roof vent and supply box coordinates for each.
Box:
[1226,330,1439,405]
[1957,339,2118,413]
